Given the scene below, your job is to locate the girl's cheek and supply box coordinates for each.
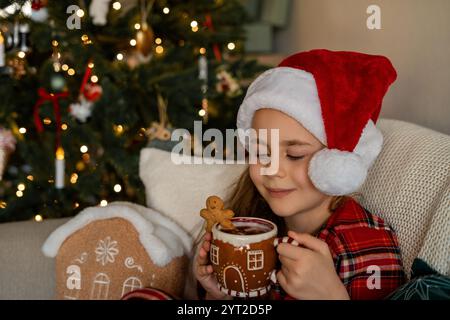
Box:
[291,160,312,188]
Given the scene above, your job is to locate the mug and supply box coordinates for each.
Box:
[210,217,277,298]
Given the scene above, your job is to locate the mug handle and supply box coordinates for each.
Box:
[270,236,301,284]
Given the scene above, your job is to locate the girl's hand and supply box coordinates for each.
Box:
[276,231,350,300]
[194,232,231,300]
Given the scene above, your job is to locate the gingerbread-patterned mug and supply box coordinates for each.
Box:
[210,217,278,298]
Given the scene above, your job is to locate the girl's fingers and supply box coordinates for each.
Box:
[197,264,213,277]
[204,232,212,241]
[202,239,211,252]
[197,247,209,264]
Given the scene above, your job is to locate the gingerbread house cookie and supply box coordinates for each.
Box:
[42,202,192,300]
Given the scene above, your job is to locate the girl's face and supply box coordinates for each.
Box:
[249,108,330,218]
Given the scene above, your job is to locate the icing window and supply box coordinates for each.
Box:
[247,250,264,270]
[210,244,219,265]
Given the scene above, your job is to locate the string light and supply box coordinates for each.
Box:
[70,173,78,184]
[114,184,122,193]
[0,201,7,209]
[88,62,95,68]
[155,38,162,44]
[199,47,206,55]
[80,145,88,153]
[43,118,52,125]
[130,39,137,46]
[27,175,34,181]
[52,40,59,47]
[90,75,99,83]
[155,45,164,54]
[61,64,69,71]
[198,109,206,117]
[17,183,25,191]
[76,9,84,18]
[116,53,124,61]
[74,202,80,209]
[34,214,43,222]
[100,200,108,207]
[68,68,75,76]
[134,23,141,30]
[17,51,25,58]
[61,123,68,130]
[16,190,23,197]
[114,124,124,135]
[163,7,170,14]
[190,20,198,28]
[81,35,89,42]
[191,26,199,32]
[112,2,121,10]
[227,42,236,50]
[19,127,27,134]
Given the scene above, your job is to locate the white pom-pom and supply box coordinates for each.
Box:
[308,148,367,196]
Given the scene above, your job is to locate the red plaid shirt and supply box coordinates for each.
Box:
[272,198,406,300]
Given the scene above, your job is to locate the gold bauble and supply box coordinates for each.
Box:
[136,23,154,57]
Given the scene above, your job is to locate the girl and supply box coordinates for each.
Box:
[195,49,406,300]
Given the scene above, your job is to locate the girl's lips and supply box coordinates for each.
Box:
[265,187,295,198]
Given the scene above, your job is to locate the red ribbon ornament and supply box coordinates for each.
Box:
[80,63,102,102]
[33,87,69,149]
[204,14,222,62]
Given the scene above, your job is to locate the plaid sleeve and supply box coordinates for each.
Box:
[327,227,406,300]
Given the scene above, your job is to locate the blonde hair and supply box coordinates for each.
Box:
[224,168,355,236]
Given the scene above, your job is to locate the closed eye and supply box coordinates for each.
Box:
[287,155,305,160]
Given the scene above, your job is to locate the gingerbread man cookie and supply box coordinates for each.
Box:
[200,195,235,232]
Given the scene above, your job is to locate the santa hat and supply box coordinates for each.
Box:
[236,49,397,196]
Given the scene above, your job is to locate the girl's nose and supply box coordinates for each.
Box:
[264,158,286,178]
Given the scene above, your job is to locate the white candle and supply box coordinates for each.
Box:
[0,32,5,67]
[55,147,65,189]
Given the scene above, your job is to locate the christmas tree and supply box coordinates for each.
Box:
[0,0,266,222]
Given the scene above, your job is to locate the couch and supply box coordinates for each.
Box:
[0,118,449,299]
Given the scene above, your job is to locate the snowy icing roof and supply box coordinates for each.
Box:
[42,201,193,267]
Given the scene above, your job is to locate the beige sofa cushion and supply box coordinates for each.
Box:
[359,119,450,278]
[0,218,69,299]
[139,147,247,241]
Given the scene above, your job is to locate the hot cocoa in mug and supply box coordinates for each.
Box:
[210,217,277,298]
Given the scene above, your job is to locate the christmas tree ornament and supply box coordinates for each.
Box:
[216,69,242,97]
[55,146,65,189]
[69,97,93,123]
[0,128,17,181]
[135,0,155,61]
[13,20,19,48]
[83,83,102,102]
[89,0,112,26]
[146,93,170,141]
[33,88,69,150]
[19,23,30,53]
[204,14,222,62]
[50,74,66,91]
[80,63,102,102]
[136,22,154,58]
[31,0,49,10]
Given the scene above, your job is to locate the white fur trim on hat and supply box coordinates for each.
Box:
[236,67,326,147]
[308,121,383,195]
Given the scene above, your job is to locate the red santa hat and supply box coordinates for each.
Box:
[236,49,397,196]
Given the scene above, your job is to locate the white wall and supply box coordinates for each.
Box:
[274,0,450,135]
